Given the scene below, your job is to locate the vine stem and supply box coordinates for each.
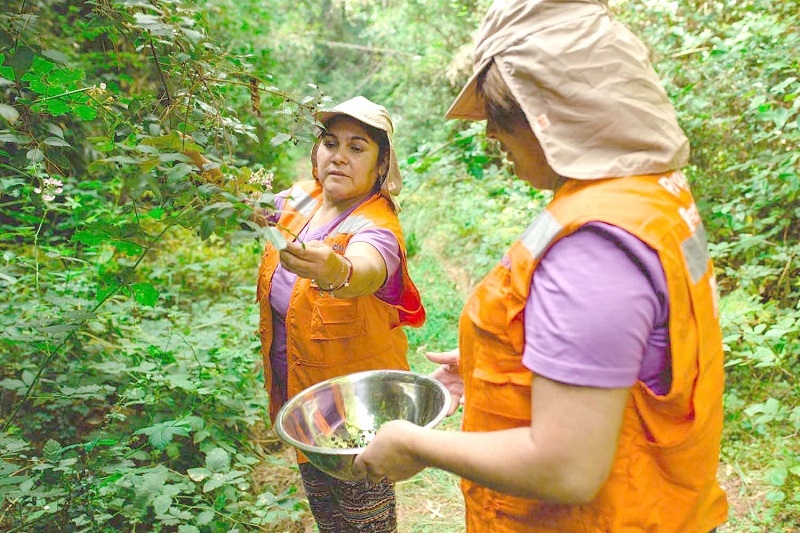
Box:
[25,85,97,103]
[33,208,46,295]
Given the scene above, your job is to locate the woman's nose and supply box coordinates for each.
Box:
[331,147,347,164]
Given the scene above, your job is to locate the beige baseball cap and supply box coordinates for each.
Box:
[316,96,403,207]
[446,0,689,180]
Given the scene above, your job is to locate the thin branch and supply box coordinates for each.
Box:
[670,46,711,59]
[317,39,419,58]
[149,37,172,105]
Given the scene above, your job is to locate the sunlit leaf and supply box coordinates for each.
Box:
[0,104,19,124]
[187,467,211,482]
[130,282,159,307]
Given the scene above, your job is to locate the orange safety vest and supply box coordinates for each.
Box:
[257,181,426,423]
[459,173,728,532]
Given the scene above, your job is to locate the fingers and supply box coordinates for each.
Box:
[352,456,387,484]
[426,348,459,366]
[352,456,367,480]
[447,393,463,416]
[279,241,333,280]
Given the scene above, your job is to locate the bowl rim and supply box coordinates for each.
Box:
[273,369,451,456]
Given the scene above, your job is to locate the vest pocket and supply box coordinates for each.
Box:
[309,297,367,340]
[467,339,533,424]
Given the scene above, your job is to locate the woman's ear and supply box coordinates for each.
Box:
[378,155,389,179]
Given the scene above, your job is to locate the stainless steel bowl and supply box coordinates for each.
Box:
[274,369,450,481]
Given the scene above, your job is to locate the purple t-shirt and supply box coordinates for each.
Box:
[523,222,672,395]
[267,194,402,387]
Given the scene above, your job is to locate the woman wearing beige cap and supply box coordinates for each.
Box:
[256,96,426,532]
[354,1,727,532]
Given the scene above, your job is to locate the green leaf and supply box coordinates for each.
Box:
[8,46,34,79]
[142,131,201,152]
[39,324,78,335]
[132,467,169,502]
[73,105,97,120]
[205,448,230,473]
[112,239,144,255]
[102,155,144,165]
[43,440,62,462]
[166,373,196,391]
[130,282,159,307]
[72,229,108,246]
[153,494,172,515]
[199,217,216,240]
[187,467,211,482]
[0,33,12,51]
[766,490,786,503]
[133,13,173,36]
[0,379,26,393]
[0,132,31,143]
[41,50,69,64]
[766,466,788,487]
[202,475,225,493]
[48,69,82,85]
[45,123,64,137]
[89,136,114,152]
[59,384,114,399]
[135,421,190,450]
[44,98,70,116]
[43,136,71,147]
[270,132,292,147]
[195,510,214,526]
[26,148,44,163]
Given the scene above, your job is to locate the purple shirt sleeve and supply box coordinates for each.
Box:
[523,223,671,395]
[350,228,402,304]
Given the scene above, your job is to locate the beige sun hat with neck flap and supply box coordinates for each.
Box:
[446,0,689,180]
[316,96,403,209]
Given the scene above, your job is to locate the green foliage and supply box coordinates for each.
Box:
[0,229,307,531]
[0,0,318,530]
[1,0,798,530]
[615,2,800,527]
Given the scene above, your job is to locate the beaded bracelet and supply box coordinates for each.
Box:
[317,255,353,293]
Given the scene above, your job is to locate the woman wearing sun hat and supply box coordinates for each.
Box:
[354,1,728,531]
[256,95,425,532]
